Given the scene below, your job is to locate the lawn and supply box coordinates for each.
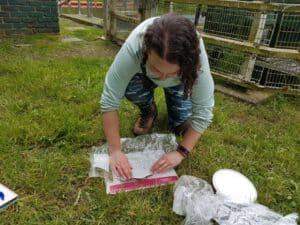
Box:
[0,18,299,225]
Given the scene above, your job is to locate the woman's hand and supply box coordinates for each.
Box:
[109,151,132,179]
[151,150,184,174]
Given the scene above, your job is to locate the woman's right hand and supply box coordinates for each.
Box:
[109,150,132,179]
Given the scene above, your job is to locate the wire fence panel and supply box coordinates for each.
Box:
[252,64,300,90]
[206,44,248,77]
[268,0,300,3]
[207,44,300,91]
[260,12,300,49]
[276,13,300,48]
[104,0,300,95]
[260,13,278,46]
[203,7,255,41]
[253,57,300,90]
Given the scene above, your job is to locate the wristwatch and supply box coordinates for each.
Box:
[176,144,190,158]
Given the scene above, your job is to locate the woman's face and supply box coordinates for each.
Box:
[148,51,180,80]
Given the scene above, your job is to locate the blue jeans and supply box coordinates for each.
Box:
[125,73,192,128]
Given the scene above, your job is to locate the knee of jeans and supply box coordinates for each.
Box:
[168,106,191,125]
[171,120,190,136]
[125,81,144,101]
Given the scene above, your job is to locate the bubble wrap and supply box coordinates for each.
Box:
[173,175,298,225]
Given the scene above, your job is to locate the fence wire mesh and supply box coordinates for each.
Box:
[252,58,300,90]
[207,44,300,91]
[107,0,299,94]
[268,0,299,3]
[260,12,300,49]
[276,13,300,48]
[203,7,255,41]
[206,44,248,77]
[260,13,278,46]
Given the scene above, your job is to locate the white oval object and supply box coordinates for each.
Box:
[212,169,257,204]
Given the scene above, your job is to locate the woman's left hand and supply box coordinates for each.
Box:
[151,150,185,174]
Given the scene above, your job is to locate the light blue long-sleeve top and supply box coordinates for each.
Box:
[101,17,214,133]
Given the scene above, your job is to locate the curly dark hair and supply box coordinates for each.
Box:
[141,14,200,99]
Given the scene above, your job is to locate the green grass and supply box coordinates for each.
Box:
[0,18,299,225]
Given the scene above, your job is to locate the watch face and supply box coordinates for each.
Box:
[212,169,257,204]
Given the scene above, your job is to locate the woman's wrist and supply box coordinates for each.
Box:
[108,146,122,154]
[176,144,190,158]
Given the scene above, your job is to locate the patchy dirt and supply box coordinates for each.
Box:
[53,42,120,59]
[231,114,250,124]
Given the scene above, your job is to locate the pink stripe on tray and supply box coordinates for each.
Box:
[109,176,179,194]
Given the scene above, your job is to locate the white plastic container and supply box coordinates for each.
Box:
[212,169,257,204]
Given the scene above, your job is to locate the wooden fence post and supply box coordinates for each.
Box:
[103,0,109,36]
[77,0,81,15]
[109,0,117,38]
[240,55,257,82]
[170,1,174,13]
[248,12,267,45]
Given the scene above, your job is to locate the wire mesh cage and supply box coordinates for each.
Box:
[268,0,300,3]
[261,12,300,49]
[251,58,300,90]
[275,13,300,48]
[206,43,300,91]
[203,7,255,41]
[260,13,278,46]
[105,0,300,95]
[206,44,248,78]
[198,6,300,49]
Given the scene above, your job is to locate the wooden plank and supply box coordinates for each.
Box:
[60,14,103,27]
[115,11,138,16]
[170,0,300,13]
[111,11,140,24]
[201,33,300,60]
[240,55,257,81]
[215,83,275,104]
[248,12,267,44]
[254,59,300,75]
[248,12,262,43]
[212,71,300,95]
[103,0,109,31]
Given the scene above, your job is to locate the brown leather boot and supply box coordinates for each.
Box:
[133,103,158,135]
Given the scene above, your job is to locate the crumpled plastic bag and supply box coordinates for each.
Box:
[173,175,298,225]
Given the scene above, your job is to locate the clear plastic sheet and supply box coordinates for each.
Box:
[89,133,179,194]
[89,133,178,178]
[173,175,299,225]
